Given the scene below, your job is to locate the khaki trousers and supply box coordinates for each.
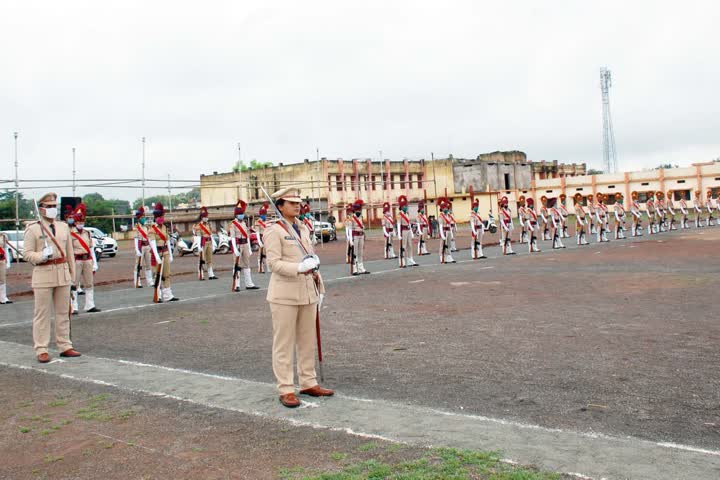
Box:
[202,239,213,269]
[400,230,412,257]
[236,241,251,269]
[352,235,364,264]
[270,302,318,394]
[140,245,153,272]
[33,285,72,354]
[153,252,172,287]
[75,259,93,287]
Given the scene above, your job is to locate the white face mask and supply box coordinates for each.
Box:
[43,207,58,219]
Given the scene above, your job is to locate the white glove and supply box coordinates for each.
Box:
[42,246,54,261]
[297,256,319,273]
[134,239,142,257]
[311,254,320,265]
[5,259,10,270]
[93,262,99,272]
[318,293,325,308]
[169,249,174,263]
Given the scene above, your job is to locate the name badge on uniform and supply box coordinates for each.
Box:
[284,236,294,240]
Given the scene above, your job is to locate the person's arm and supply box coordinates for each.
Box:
[65,226,75,279]
[89,233,99,271]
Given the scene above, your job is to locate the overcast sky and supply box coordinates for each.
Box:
[2,0,718,202]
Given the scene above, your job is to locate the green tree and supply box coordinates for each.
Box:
[587,169,604,175]
[0,190,34,224]
[132,188,201,209]
[655,163,678,170]
[232,159,273,173]
[82,193,130,233]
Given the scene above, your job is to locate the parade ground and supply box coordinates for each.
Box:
[1,227,719,479]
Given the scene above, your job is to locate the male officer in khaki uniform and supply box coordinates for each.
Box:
[0,231,13,304]
[349,199,369,274]
[69,203,101,314]
[396,195,417,267]
[264,187,332,408]
[23,192,81,363]
[255,202,269,273]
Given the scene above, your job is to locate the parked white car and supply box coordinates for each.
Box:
[84,227,118,258]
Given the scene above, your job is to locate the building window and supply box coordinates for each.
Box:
[371,175,377,191]
[336,175,343,192]
[504,173,511,190]
[417,173,424,189]
[677,180,686,184]
[673,189,691,201]
[400,174,406,189]
[641,182,649,186]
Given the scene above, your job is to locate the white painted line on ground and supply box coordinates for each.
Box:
[0,340,718,480]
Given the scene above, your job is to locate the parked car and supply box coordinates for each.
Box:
[2,230,24,261]
[313,221,337,242]
[84,227,118,258]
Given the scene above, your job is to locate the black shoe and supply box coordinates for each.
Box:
[209,276,219,280]
[410,263,420,267]
[169,297,180,302]
[1,300,12,304]
[246,286,260,290]
[137,285,143,289]
[362,271,371,274]
[78,291,85,296]
[479,255,487,259]
[86,307,101,313]
[71,310,79,315]
[352,272,360,276]
[234,287,241,292]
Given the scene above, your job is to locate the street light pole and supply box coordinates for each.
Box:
[167,173,173,232]
[141,137,146,208]
[72,147,76,197]
[431,152,439,219]
[13,132,19,242]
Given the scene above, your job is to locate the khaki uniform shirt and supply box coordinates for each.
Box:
[70,228,93,258]
[264,219,325,306]
[23,219,75,288]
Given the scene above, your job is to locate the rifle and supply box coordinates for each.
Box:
[399,235,405,267]
[134,256,142,288]
[385,234,390,259]
[231,255,240,291]
[198,247,205,280]
[315,296,324,382]
[441,231,448,263]
[153,254,164,303]
[258,246,266,273]
[349,241,356,275]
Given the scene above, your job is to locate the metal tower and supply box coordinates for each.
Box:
[600,67,618,173]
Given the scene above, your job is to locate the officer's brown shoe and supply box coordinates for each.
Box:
[299,385,334,397]
[37,353,50,363]
[279,393,301,408]
[60,349,82,358]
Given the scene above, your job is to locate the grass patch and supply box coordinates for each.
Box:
[279,466,306,479]
[49,399,69,407]
[19,427,31,433]
[199,319,209,325]
[357,442,378,452]
[290,447,560,480]
[43,455,63,463]
[118,409,136,420]
[76,408,113,422]
[330,452,348,461]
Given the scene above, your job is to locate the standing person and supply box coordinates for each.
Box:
[149,202,179,303]
[23,192,80,363]
[613,193,627,239]
[350,199,369,274]
[678,192,690,229]
[539,196,551,241]
[499,196,516,255]
[517,196,528,244]
[344,203,353,265]
[264,187,332,408]
[255,202,269,273]
[665,190,677,231]
[525,197,541,253]
[397,195,417,267]
[300,203,318,246]
[706,190,716,227]
[586,194,597,235]
[469,199,487,259]
[448,205,459,252]
[133,207,154,288]
[630,192,643,236]
[229,200,259,291]
[574,193,589,245]
[416,200,430,256]
[655,192,667,232]
[595,193,610,242]
[438,198,456,263]
[646,192,657,234]
[693,190,704,228]
[381,202,397,259]
[192,207,218,280]
[549,199,565,249]
[69,203,101,314]
[0,231,13,304]
[558,194,571,238]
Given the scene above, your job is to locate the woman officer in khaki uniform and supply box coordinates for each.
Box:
[149,202,179,303]
[264,187,332,408]
[23,192,81,363]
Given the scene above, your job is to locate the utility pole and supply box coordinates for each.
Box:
[72,147,77,197]
[379,150,385,203]
[141,137,146,208]
[13,132,19,243]
[167,173,173,232]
